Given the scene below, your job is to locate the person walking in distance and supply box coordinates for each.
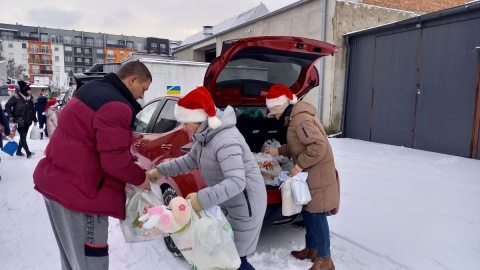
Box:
[264,84,339,270]
[34,91,48,139]
[33,61,153,270]
[5,81,38,158]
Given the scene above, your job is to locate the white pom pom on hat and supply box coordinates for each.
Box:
[265,84,298,109]
[174,86,222,129]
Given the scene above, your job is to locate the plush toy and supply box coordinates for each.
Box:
[138,197,191,233]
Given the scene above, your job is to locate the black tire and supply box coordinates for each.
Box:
[162,187,182,257]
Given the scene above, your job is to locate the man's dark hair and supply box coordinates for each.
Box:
[116,61,152,82]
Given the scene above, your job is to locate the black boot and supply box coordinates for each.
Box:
[16,152,25,157]
[27,152,35,159]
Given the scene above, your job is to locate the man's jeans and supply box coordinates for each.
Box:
[302,210,331,258]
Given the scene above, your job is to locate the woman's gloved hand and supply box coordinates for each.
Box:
[186,192,203,212]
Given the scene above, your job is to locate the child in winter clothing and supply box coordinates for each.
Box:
[44,98,59,138]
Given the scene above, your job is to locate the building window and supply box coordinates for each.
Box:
[76,58,82,62]
[151,43,157,48]
[76,48,82,54]
[65,46,72,51]
[85,59,90,64]
[84,48,90,54]
[20,32,29,37]
[65,67,73,72]
[137,43,143,51]
[41,45,49,54]
[64,36,72,44]
[107,60,114,63]
[22,43,27,49]
[107,40,116,45]
[96,49,104,54]
[120,51,124,56]
[76,68,83,73]
[65,56,73,62]
[8,42,13,48]
[40,34,49,42]
[97,59,104,64]
[127,41,134,49]
[96,39,103,47]
[51,35,60,43]
[54,46,59,52]
[55,56,59,62]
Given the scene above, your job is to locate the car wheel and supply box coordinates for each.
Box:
[162,187,182,257]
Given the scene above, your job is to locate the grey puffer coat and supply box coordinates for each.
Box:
[156,106,267,257]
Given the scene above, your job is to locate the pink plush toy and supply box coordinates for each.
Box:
[139,197,191,233]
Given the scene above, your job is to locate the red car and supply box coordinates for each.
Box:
[129,36,341,255]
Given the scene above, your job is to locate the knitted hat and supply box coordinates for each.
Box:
[265,84,298,109]
[17,80,31,95]
[174,86,222,129]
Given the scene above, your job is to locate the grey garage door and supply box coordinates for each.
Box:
[414,18,480,157]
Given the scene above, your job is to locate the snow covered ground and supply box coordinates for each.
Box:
[0,137,479,270]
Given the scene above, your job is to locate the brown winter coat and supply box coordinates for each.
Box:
[278,101,339,213]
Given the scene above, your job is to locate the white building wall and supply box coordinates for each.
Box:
[51,43,68,87]
[0,61,6,85]
[0,39,29,80]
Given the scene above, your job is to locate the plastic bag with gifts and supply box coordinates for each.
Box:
[261,139,282,153]
[279,177,302,216]
[171,204,241,270]
[254,152,282,179]
[120,188,165,243]
[30,125,41,140]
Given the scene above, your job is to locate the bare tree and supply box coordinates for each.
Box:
[6,60,27,80]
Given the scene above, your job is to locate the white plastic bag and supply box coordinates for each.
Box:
[280,178,302,216]
[120,188,165,243]
[261,139,281,153]
[291,172,312,205]
[171,204,241,270]
[29,125,41,140]
[254,153,282,179]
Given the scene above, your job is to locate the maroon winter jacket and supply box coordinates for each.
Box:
[33,73,146,219]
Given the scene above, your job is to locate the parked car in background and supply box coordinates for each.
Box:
[128,36,341,255]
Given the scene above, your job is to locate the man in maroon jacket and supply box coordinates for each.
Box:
[33,61,152,270]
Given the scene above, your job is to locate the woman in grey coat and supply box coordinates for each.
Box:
[149,86,267,270]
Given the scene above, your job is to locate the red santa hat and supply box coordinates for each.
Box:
[8,85,15,91]
[266,84,298,109]
[174,86,222,129]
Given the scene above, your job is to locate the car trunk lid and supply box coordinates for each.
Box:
[203,36,341,107]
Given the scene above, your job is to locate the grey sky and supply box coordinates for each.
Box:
[2,0,299,41]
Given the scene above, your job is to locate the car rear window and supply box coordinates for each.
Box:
[216,58,301,89]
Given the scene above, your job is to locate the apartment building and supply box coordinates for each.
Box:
[0,23,170,86]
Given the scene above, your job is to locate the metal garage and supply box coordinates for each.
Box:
[343,2,480,159]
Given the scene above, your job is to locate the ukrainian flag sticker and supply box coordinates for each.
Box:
[167,86,181,95]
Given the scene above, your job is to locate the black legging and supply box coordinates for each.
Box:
[16,125,31,155]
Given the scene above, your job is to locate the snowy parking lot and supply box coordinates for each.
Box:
[1,137,479,270]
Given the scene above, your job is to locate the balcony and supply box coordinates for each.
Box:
[29,69,53,75]
[28,59,52,65]
[74,61,84,66]
[106,54,116,59]
[29,49,51,55]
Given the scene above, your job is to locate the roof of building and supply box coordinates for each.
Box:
[344,0,480,37]
[180,3,269,47]
[173,0,311,53]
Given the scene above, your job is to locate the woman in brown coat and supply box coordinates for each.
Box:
[264,84,339,270]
